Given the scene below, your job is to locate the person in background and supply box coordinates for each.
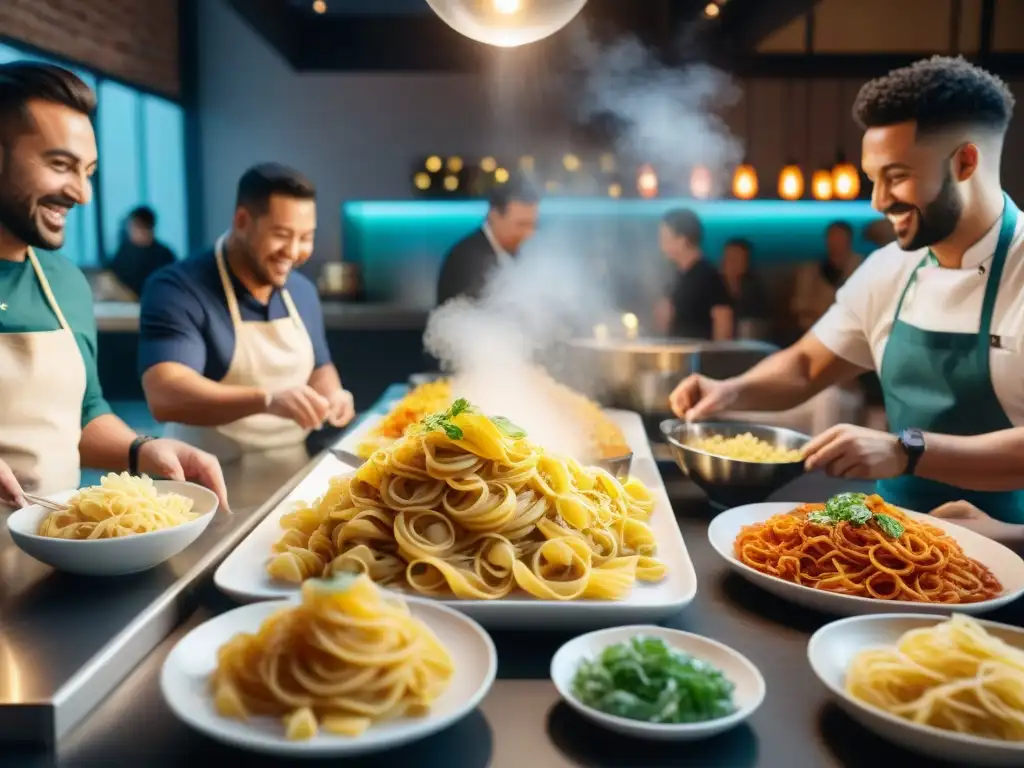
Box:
[0,62,226,509]
[107,205,176,299]
[653,208,734,340]
[139,163,355,462]
[719,237,771,338]
[790,220,865,332]
[931,501,1024,555]
[671,56,1024,523]
[436,173,539,305]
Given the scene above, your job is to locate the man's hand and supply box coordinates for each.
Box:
[803,424,907,479]
[326,389,356,428]
[137,438,230,511]
[931,500,1024,550]
[267,386,331,430]
[669,375,740,421]
[0,458,26,508]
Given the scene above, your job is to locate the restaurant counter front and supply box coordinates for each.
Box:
[4,386,1018,768]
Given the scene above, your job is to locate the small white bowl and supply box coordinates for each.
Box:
[6,480,218,576]
[550,624,765,741]
[808,613,1024,767]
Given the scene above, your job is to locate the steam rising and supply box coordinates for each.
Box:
[425,28,743,459]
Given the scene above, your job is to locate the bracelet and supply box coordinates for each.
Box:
[129,435,156,476]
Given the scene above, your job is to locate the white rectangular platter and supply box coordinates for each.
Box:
[214,409,696,629]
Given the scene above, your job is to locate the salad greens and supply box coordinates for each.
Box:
[420,398,527,441]
[806,492,905,538]
[571,636,736,725]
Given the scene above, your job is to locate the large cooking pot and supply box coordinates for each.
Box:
[560,337,779,414]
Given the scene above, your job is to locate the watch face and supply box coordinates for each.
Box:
[901,429,925,450]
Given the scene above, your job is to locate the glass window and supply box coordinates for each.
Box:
[97,80,143,260]
[142,96,188,260]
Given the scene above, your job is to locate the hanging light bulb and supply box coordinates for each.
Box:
[778,162,804,201]
[832,156,860,200]
[425,156,443,173]
[413,172,431,191]
[690,166,713,199]
[608,182,622,199]
[811,168,833,200]
[637,164,658,198]
[732,163,758,200]
[425,0,587,48]
[481,156,498,173]
[494,167,510,183]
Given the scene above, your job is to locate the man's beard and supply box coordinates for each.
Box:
[889,167,962,251]
[0,186,65,251]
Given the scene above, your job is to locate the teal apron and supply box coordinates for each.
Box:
[877,195,1023,523]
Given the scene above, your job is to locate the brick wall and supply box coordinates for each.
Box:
[0,0,180,97]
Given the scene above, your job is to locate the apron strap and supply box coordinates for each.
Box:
[979,195,1019,336]
[26,248,72,332]
[213,234,244,328]
[280,289,306,332]
[890,253,931,324]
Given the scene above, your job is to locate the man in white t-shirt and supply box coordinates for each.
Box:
[671,56,1024,523]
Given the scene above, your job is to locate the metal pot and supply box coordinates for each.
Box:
[560,337,778,414]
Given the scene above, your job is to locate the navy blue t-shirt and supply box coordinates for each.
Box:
[138,249,331,381]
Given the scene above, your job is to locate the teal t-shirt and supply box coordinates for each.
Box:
[0,251,111,428]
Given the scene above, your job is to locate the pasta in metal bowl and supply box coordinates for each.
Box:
[268,400,665,600]
[38,472,198,539]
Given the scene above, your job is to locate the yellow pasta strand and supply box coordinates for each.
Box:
[37,472,196,539]
[847,614,1024,741]
[268,408,666,601]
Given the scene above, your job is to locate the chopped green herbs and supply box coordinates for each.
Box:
[806,492,905,538]
[419,398,529,441]
[571,636,736,725]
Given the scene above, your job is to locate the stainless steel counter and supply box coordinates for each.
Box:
[0,445,320,746]
[9,471,1021,768]
[93,301,428,333]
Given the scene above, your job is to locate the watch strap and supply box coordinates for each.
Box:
[898,429,925,476]
[129,436,156,475]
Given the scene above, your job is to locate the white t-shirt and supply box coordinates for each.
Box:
[812,208,1024,426]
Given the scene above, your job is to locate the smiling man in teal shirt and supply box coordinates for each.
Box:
[0,61,227,509]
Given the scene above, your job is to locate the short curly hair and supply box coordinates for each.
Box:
[852,56,1015,136]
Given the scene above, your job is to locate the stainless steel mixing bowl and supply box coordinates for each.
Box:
[660,420,810,509]
[595,452,633,481]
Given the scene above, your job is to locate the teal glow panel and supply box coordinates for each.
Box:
[342,199,882,303]
[0,45,100,266]
[97,80,142,257]
[142,95,188,259]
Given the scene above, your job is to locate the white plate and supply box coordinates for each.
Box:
[708,502,1024,616]
[808,613,1024,766]
[550,624,765,740]
[6,480,218,575]
[160,597,497,757]
[216,410,696,629]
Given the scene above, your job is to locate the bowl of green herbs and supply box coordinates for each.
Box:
[550,626,765,740]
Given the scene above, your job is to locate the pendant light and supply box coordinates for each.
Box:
[811,169,834,200]
[732,92,758,200]
[777,82,804,200]
[425,0,588,48]
[637,164,658,198]
[690,165,713,198]
[831,84,861,200]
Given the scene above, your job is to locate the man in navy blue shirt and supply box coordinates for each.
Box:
[138,164,354,461]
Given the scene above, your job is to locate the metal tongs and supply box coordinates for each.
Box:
[22,493,69,511]
[328,448,363,468]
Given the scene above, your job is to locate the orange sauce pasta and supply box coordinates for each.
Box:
[733,495,1003,603]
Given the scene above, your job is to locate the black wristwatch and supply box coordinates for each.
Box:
[129,435,156,475]
[897,428,925,476]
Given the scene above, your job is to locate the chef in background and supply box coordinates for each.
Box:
[436,173,539,305]
[138,163,355,462]
[106,206,176,298]
[0,62,226,508]
[653,208,734,340]
[672,56,1024,522]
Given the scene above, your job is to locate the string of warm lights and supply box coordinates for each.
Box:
[410,152,868,201]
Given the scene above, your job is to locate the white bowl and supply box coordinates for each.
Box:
[6,480,218,575]
[550,624,765,741]
[161,597,497,757]
[708,502,1024,616]
[808,613,1024,766]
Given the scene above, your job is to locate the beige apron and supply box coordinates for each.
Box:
[164,235,316,462]
[0,248,86,498]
